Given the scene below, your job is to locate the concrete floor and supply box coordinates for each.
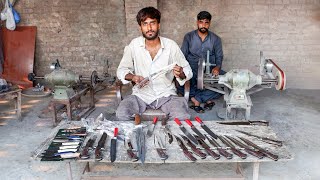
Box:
[0,87,319,180]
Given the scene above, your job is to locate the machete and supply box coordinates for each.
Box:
[194,116,217,139]
[185,119,205,139]
[174,118,198,145]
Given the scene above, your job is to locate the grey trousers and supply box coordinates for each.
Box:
[116,95,191,121]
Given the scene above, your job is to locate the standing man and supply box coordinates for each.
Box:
[180,11,224,113]
[116,7,193,121]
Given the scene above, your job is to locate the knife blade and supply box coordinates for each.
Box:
[162,125,173,144]
[135,126,146,164]
[217,135,247,159]
[174,118,198,145]
[194,116,217,139]
[238,136,278,161]
[110,128,118,162]
[147,117,158,137]
[236,130,283,146]
[225,135,264,159]
[204,134,233,159]
[185,119,205,139]
[174,135,197,162]
[217,120,269,126]
[180,134,206,159]
[154,134,168,160]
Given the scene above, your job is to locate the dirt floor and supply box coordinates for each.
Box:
[0,87,319,180]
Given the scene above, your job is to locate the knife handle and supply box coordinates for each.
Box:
[185,119,193,126]
[156,148,169,160]
[230,148,247,159]
[174,118,182,126]
[127,149,139,162]
[244,148,264,159]
[114,128,118,137]
[153,117,158,124]
[195,116,203,124]
[218,148,233,159]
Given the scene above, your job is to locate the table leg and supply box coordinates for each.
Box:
[66,161,73,180]
[236,162,244,176]
[82,162,90,174]
[52,103,58,126]
[17,91,22,121]
[252,162,260,180]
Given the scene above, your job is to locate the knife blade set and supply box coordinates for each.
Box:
[41,127,87,161]
[40,117,281,162]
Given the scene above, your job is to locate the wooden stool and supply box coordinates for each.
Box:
[0,89,22,121]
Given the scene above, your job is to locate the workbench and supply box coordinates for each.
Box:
[0,88,22,120]
[34,120,292,180]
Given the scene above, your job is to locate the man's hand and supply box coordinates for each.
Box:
[212,66,220,76]
[125,73,144,84]
[132,75,145,84]
[173,64,186,79]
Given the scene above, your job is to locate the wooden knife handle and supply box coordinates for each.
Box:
[134,114,141,125]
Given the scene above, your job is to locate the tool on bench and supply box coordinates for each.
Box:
[95,132,108,161]
[147,117,158,137]
[217,120,269,126]
[125,138,139,162]
[175,135,197,162]
[218,136,247,159]
[236,130,283,146]
[225,135,264,159]
[196,135,220,160]
[174,118,198,145]
[80,135,97,159]
[180,134,206,159]
[195,116,218,139]
[185,119,205,139]
[238,136,278,161]
[154,134,168,160]
[110,128,118,162]
[205,134,233,159]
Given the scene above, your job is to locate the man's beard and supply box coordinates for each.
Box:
[142,30,159,40]
[198,27,208,33]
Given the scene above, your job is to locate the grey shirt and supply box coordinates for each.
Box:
[181,30,223,70]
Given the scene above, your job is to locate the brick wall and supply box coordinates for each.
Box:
[10,0,320,89]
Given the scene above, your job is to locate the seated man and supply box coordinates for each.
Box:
[116,7,193,121]
[179,11,225,113]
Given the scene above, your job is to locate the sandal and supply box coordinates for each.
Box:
[204,102,215,110]
[192,106,205,113]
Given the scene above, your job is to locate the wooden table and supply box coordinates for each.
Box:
[0,88,22,120]
[77,120,293,180]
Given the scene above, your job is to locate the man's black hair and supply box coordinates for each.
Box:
[136,7,161,26]
[197,11,212,21]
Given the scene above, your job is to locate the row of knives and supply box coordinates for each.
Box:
[74,117,281,163]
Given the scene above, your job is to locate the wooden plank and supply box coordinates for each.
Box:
[1,26,37,89]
